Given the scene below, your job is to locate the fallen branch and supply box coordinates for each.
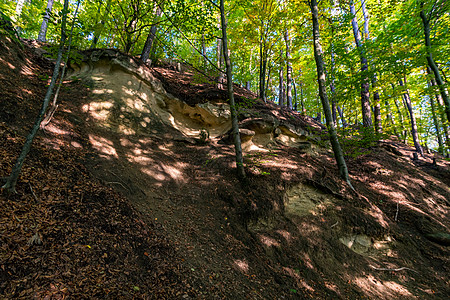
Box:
[370,266,418,273]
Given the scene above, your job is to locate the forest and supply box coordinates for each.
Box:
[0,0,449,299]
[1,0,449,155]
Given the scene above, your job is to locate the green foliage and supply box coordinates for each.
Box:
[340,127,388,158]
[244,151,277,176]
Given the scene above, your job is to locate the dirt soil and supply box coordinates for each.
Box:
[1,34,449,299]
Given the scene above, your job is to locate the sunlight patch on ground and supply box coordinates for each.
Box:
[258,234,280,247]
[44,124,72,136]
[89,134,118,158]
[276,230,291,242]
[233,259,249,273]
[353,275,415,299]
[92,89,114,94]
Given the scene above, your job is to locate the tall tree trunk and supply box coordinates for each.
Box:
[392,83,407,141]
[293,79,298,111]
[37,0,54,42]
[426,66,445,154]
[311,0,351,185]
[300,83,305,113]
[399,78,424,156]
[91,2,111,49]
[141,3,163,63]
[372,77,382,133]
[15,0,26,20]
[330,45,338,126]
[350,0,372,128]
[42,0,81,128]
[337,105,348,128]
[284,30,293,109]
[279,52,285,106]
[3,0,69,193]
[385,100,399,138]
[220,0,245,180]
[420,6,450,124]
[259,43,267,101]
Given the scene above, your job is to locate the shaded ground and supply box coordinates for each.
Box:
[1,34,449,299]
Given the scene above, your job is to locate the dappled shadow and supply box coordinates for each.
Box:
[34,48,450,299]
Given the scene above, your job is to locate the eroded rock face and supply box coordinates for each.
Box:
[68,50,232,138]
[68,49,314,150]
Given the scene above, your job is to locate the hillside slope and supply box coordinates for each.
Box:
[1,35,449,299]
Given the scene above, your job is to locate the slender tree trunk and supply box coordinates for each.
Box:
[279,52,285,106]
[300,83,305,113]
[284,30,293,109]
[216,17,224,89]
[220,0,245,180]
[15,0,26,20]
[141,4,163,63]
[311,0,351,185]
[41,0,81,128]
[3,0,69,193]
[350,0,372,128]
[385,100,398,138]
[293,79,298,111]
[426,67,444,154]
[91,2,112,49]
[337,105,348,128]
[392,83,407,141]
[372,77,382,133]
[37,0,54,42]
[420,7,450,124]
[330,45,338,126]
[399,78,424,156]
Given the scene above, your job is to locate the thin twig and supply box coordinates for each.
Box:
[106,181,132,193]
[395,202,399,221]
[29,183,39,202]
[330,221,339,228]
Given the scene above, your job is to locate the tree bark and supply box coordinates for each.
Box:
[37,0,54,42]
[284,30,293,109]
[15,0,26,20]
[399,78,424,156]
[141,4,163,63]
[220,0,245,180]
[420,7,450,124]
[427,66,444,155]
[337,105,348,128]
[3,0,69,193]
[311,0,351,185]
[279,52,285,106]
[330,45,338,126]
[350,0,372,128]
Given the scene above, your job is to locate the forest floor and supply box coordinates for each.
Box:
[1,34,449,299]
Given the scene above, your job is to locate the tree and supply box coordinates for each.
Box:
[310,0,351,186]
[420,1,450,124]
[37,0,54,42]
[2,0,69,193]
[399,77,424,156]
[220,0,246,180]
[284,29,293,109]
[349,0,372,128]
[141,1,164,63]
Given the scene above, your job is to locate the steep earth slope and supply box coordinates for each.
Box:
[1,35,449,299]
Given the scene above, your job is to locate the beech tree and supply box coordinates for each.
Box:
[220,0,246,180]
[37,0,54,42]
[2,0,69,193]
[310,0,351,185]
